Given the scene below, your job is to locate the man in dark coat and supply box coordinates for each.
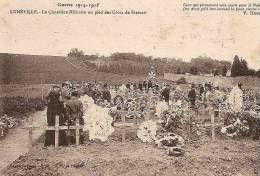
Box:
[65,91,84,144]
[188,84,196,109]
[45,85,67,147]
[161,85,170,105]
[138,81,143,91]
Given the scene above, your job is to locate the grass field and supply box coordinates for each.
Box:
[0,53,150,84]
[0,84,53,98]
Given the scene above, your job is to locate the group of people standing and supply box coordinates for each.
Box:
[45,83,84,147]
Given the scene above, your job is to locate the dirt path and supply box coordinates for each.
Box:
[0,110,47,173]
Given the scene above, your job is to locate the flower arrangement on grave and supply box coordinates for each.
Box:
[242,89,256,111]
[80,95,114,141]
[155,133,185,149]
[209,90,226,109]
[0,114,18,137]
[221,118,250,138]
[161,104,190,133]
[137,120,158,142]
[227,86,243,112]
[220,102,258,138]
[155,101,169,118]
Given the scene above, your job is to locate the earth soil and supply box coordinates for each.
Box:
[3,126,260,176]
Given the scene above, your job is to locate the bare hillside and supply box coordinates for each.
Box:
[0,53,135,84]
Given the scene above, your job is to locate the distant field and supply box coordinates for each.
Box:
[0,53,155,84]
[0,84,53,98]
[164,73,260,89]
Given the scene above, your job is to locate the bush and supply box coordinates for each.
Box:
[176,77,187,84]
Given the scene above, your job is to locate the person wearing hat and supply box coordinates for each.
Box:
[65,91,84,144]
[45,85,67,147]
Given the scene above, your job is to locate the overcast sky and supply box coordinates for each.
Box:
[0,0,260,69]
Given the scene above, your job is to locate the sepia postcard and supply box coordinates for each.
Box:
[0,0,259,175]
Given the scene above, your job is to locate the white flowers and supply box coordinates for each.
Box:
[155,101,168,118]
[79,95,114,142]
[137,120,158,142]
[227,86,243,112]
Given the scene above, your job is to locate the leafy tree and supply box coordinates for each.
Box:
[231,55,241,77]
[240,59,249,76]
[189,66,199,75]
[247,69,256,76]
[222,65,228,76]
[176,77,187,84]
[176,67,181,74]
[68,48,84,57]
[213,69,219,76]
[255,69,260,77]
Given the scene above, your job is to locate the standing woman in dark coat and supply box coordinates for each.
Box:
[188,84,196,109]
[44,86,67,147]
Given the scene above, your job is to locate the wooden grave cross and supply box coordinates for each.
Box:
[22,116,41,150]
[46,115,84,148]
[113,112,134,142]
[201,105,223,141]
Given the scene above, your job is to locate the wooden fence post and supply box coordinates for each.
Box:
[76,119,80,146]
[54,115,59,148]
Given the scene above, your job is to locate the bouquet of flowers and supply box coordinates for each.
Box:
[227,86,243,112]
[155,101,169,118]
[80,95,115,141]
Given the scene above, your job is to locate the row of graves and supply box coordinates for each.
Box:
[74,82,259,156]
[41,66,260,156]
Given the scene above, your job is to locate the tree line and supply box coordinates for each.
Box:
[231,55,260,77]
[68,48,260,77]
